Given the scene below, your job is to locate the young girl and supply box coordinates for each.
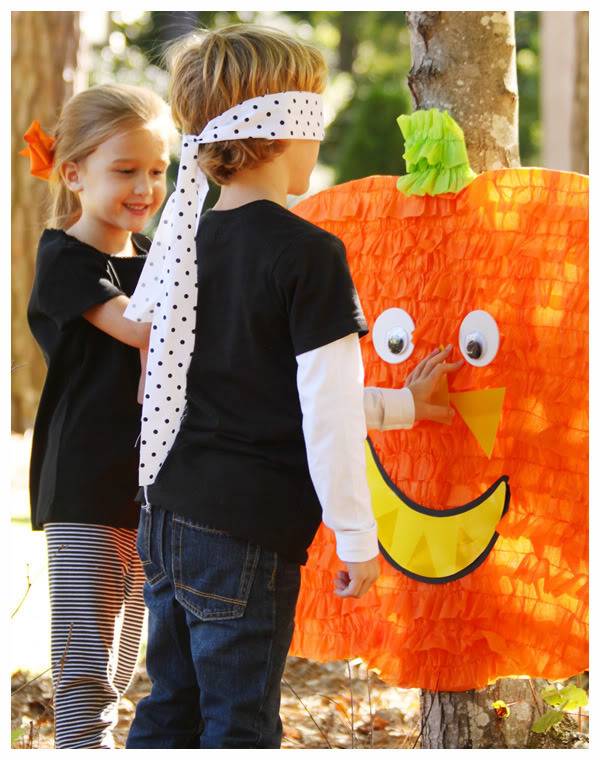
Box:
[23,83,173,749]
[125,25,460,749]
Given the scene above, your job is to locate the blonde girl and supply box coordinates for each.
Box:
[22,83,173,749]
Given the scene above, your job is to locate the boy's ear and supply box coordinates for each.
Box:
[61,161,84,192]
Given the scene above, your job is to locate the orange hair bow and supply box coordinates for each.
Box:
[19,120,56,180]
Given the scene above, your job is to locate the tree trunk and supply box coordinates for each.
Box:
[571,11,588,173]
[420,679,550,748]
[337,11,361,74]
[540,12,576,171]
[11,11,82,432]
[406,11,520,172]
[405,11,540,748]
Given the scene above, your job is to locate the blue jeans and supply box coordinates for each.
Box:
[126,506,301,749]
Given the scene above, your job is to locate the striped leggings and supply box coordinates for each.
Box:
[45,523,146,749]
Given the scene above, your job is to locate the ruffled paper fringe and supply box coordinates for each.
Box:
[290,169,588,690]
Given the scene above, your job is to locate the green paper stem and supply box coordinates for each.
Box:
[396,108,477,196]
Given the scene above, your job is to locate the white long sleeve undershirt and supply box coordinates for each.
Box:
[295,333,415,563]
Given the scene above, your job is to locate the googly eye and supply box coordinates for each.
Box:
[373,308,415,364]
[458,310,500,366]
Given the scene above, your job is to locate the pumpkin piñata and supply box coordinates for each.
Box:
[290,109,588,691]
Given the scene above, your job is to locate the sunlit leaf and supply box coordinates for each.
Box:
[531,710,564,733]
[558,685,588,711]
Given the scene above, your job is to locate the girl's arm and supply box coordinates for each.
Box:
[365,346,462,429]
[137,349,148,404]
[83,294,151,349]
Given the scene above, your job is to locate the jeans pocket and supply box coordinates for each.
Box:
[136,508,166,586]
[172,516,260,621]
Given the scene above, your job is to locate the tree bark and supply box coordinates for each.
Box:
[406,11,520,172]
[11,11,82,431]
[540,12,576,171]
[420,679,549,748]
[404,11,545,748]
[571,11,588,173]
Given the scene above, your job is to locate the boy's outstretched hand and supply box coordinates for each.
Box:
[334,557,380,598]
[405,345,463,425]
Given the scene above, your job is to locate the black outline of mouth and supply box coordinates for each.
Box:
[367,437,510,584]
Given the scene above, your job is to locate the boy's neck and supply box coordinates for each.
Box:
[66,216,136,256]
[212,164,289,211]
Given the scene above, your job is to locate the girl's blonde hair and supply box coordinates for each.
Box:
[168,24,327,185]
[48,83,172,229]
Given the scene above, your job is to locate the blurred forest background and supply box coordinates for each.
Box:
[12,10,589,433]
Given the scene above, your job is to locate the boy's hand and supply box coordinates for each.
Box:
[334,557,380,598]
[404,345,463,425]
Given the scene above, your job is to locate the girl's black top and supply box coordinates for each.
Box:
[27,228,149,530]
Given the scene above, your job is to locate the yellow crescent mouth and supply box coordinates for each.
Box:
[365,439,510,584]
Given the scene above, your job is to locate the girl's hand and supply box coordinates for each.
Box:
[137,349,148,404]
[404,345,463,424]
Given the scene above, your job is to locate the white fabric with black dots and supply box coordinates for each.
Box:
[125,91,325,488]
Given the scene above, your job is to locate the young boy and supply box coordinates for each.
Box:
[125,24,457,749]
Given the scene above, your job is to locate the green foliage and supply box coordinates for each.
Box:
[11,726,26,743]
[532,709,565,734]
[89,11,540,183]
[540,684,588,712]
[321,82,410,184]
[515,11,541,165]
[531,682,588,734]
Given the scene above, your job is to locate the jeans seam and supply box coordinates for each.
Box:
[143,509,152,563]
[172,516,229,536]
[140,510,165,585]
[252,551,277,748]
[239,544,261,600]
[174,582,247,606]
[177,593,246,620]
[157,509,164,576]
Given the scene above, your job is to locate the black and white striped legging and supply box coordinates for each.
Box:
[45,523,146,749]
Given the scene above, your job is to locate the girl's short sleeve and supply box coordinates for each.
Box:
[34,241,124,329]
[272,232,368,356]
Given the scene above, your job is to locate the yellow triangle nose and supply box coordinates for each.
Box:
[449,387,505,458]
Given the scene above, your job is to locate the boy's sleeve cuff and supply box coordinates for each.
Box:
[334,524,380,563]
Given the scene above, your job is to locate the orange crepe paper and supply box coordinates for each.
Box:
[20,120,56,180]
[290,169,588,691]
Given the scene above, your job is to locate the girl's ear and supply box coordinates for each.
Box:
[61,161,84,192]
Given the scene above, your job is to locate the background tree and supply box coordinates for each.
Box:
[11,11,82,432]
[406,10,519,172]
[404,11,579,749]
[571,11,588,173]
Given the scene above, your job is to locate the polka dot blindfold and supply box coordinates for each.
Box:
[125,91,325,490]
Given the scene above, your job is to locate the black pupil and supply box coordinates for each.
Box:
[388,334,405,354]
[466,339,482,359]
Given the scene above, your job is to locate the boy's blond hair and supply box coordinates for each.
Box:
[48,83,172,229]
[168,24,327,185]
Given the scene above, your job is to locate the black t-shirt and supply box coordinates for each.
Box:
[27,229,149,530]
[145,199,368,564]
